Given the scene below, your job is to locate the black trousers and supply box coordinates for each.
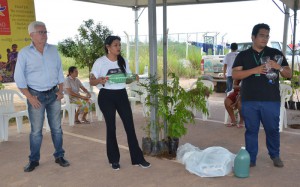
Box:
[98,88,145,164]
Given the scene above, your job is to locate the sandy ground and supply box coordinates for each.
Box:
[1,78,300,187]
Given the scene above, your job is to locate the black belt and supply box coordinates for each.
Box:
[28,86,57,93]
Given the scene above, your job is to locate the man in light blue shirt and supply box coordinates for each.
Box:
[14,21,70,172]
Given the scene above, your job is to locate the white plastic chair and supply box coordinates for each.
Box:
[82,82,102,121]
[223,89,240,124]
[0,89,28,141]
[44,94,78,130]
[136,79,150,117]
[279,84,292,132]
[61,94,77,126]
[126,81,142,111]
[189,80,214,121]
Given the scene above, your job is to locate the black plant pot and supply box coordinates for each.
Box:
[296,102,300,110]
[158,139,169,155]
[150,141,160,156]
[288,101,296,110]
[168,137,179,158]
[142,137,152,155]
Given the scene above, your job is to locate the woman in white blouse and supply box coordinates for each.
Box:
[89,36,150,170]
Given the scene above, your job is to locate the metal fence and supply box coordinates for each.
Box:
[121,31,229,56]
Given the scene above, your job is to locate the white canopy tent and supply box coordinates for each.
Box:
[75,0,297,143]
[75,0,253,7]
[75,0,255,74]
[75,0,298,74]
[282,0,299,9]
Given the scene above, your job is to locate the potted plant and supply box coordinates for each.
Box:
[282,70,300,110]
[136,73,211,158]
[291,70,300,110]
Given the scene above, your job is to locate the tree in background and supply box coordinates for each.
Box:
[58,19,112,72]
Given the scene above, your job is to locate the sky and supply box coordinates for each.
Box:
[33,0,300,45]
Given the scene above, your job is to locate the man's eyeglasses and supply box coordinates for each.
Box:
[34,31,48,35]
[257,34,270,40]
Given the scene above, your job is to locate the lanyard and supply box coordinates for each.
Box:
[253,51,264,65]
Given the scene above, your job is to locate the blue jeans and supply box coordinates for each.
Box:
[27,87,65,161]
[226,76,233,93]
[241,101,280,164]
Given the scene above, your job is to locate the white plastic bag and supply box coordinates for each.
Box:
[177,143,236,177]
[176,143,200,164]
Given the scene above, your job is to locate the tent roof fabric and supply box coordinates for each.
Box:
[281,0,300,10]
[74,0,254,8]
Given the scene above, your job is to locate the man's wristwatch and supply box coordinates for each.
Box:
[279,67,284,72]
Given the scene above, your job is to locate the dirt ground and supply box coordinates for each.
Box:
[1,78,300,187]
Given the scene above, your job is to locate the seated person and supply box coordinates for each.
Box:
[64,66,92,124]
[224,79,244,128]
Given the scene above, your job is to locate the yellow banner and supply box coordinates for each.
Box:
[0,0,35,82]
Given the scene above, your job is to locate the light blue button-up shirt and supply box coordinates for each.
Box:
[14,43,65,91]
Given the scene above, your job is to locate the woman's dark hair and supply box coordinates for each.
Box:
[251,23,270,37]
[105,35,126,74]
[67,66,77,77]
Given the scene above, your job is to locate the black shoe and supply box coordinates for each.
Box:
[272,157,284,168]
[111,163,120,170]
[250,162,256,167]
[24,161,39,172]
[134,160,151,168]
[55,157,70,167]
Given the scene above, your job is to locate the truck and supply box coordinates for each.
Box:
[201,41,300,92]
[201,55,225,78]
[200,55,226,92]
[202,41,300,76]
[237,41,300,71]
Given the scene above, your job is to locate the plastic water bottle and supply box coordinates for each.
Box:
[234,146,250,178]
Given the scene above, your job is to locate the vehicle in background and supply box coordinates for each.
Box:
[200,41,300,92]
[200,55,226,93]
[201,55,225,78]
[237,41,300,71]
[201,41,300,78]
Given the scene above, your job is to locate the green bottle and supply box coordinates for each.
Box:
[234,146,250,178]
[106,73,136,84]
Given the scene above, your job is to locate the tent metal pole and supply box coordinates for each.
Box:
[163,0,168,140]
[148,0,158,143]
[134,7,140,74]
[291,0,298,75]
[282,5,290,56]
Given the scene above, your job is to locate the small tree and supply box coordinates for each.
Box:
[58,19,113,71]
